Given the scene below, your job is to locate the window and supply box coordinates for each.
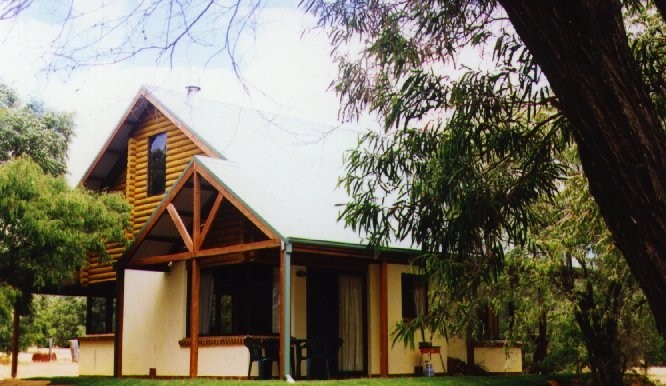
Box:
[192,264,276,336]
[86,296,115,334]
[148,133,167,196]
[478,303,513,340]
[401,273,427,320]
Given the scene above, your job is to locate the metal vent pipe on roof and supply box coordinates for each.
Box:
[186,85,201,105]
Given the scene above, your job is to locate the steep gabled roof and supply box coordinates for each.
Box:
[88,85,415,254]
[143,86,375,245]
[79,87,220,190]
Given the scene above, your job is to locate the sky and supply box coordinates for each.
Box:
[0,0,356,184]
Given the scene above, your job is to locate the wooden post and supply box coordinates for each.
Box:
[189,259,200,378]
[193,170,200,250]
[11,302,20,378]
[114,267,125,377]
[379,260,389,377]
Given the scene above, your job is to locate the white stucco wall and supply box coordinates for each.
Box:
[79,340,114,376]
[475,346,522,373]
[448,337,522,373]
[386,264,447,375]
[122,263,190,376]
[198,345,251,377]
[121,263,307,378]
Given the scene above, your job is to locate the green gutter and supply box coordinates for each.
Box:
[286,237,419,255]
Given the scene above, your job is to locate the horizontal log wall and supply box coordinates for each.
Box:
[82,105,206,285]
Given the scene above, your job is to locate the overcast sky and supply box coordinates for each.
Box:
[0,1,355,184]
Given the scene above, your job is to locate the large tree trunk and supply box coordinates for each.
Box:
[530,309,548,373]
[499,0,666,336]
[11,302,20,378]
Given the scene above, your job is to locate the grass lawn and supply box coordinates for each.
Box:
[36,375,571,386]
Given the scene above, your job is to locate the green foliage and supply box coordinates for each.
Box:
[0,84,74,176]
[18,295,86,350]
[305,2,665,377]
[504,151,666,379]
[0,285,19,351]
[0,158,130,294]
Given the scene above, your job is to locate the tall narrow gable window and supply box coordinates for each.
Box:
[148,133,167,196]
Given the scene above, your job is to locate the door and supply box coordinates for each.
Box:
[307,269,366,375]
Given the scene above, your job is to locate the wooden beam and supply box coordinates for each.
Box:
[113,268,125,377]
[197,193,223,249]
[193,170,201,252]
[129,251,194,267]
[122,166,195,263]
[196,239,281,258]
[80,91,146,186]
[197,166,279,240]
[132,233,277,270]
[198,254,246,267]
[380,260,389,377]
[189,259,200,378]
[167,203,194,252]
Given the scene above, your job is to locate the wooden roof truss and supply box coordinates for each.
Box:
[123,162,281,269]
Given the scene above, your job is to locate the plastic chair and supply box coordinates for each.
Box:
[299,336,343,379]
[244,336,272,379]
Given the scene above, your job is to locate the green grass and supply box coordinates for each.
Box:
[36,375,570,386]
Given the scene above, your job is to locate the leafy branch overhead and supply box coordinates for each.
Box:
[306,0,666,338]
[334,8,571,288]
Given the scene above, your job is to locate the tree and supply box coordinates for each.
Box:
[0,157,130,376]
[300,0,666,337]
[18,295,86,350]
[513,151,665,385]
[0,83,73,176]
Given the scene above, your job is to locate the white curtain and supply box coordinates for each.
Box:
[338,274,363,371]
[199,271,215,335]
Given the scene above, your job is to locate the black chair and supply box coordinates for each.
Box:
[244,336,272,380]
[298,336,343,380]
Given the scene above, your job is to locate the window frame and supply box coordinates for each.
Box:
[401,273,428,321]
[147,132,167,196]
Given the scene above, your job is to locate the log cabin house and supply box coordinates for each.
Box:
[75,86,522,378]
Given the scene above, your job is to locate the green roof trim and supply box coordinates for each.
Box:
[286,237,419,255]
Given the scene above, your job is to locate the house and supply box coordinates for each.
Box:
[75,86,522,378]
